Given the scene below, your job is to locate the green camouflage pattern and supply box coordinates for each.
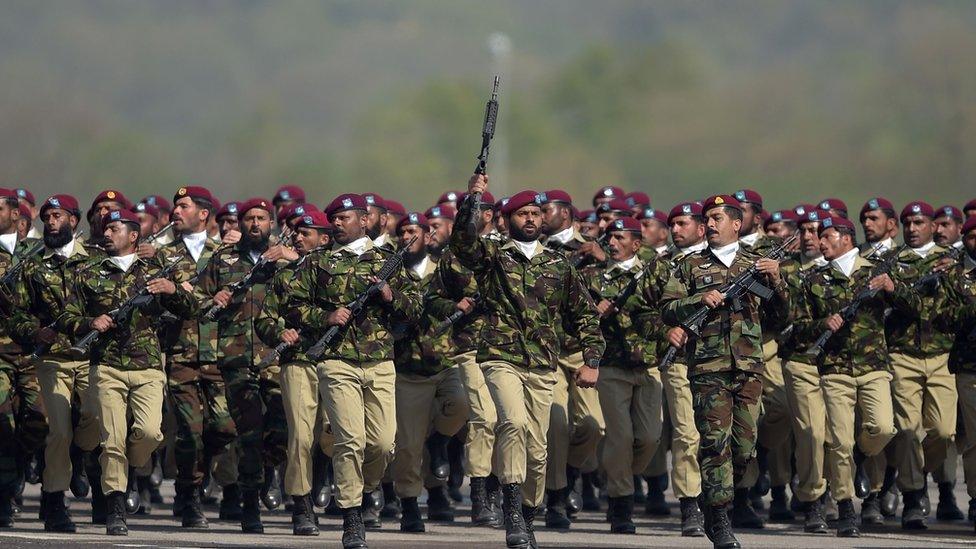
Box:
[221,364,287,492]
[428,242,497,355]
[0,353,47,493]
[943,256,976,373]
[254,258,318,364]
[60,255,199,371]
[884,245,956,358]
[0,237,41,354]
[450,198,605,369]
[542,229,592,355]
[776,254,827,363]
[393,256,457,376]
[158,237,223,364]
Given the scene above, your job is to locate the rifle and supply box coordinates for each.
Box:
[594,260,656,320]
[659,233,798,371]
[909,246,962,291]
[1,229,85,287]
[69,257,183,354]
[201,227,294,322]
[143,221,175,246]
[572,232,610,269]
[431,293,480,336]
[305,235,417,362]
[468,76,500,231]
[804,244,906,359]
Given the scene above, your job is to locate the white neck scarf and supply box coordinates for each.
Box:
[342,236,371,257]
[831,247,860,278]
[710,241,740,268]
[740,232,760,247]
[410,254,431,280]
[55,238,76,259]
[109,253,137,273]
[182,230,208,263]
[512,239,542,260]
[549,226,575,245]
[0,233,17,255]
[911,241,936,258]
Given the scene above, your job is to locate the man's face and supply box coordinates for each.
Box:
[739,204,759,236]
[135,212,158,238]
[704,208,742,247]
[507,206,542,242]
[640,218,668,248]
[765,222,795,240]
[331,210,367,245]
[294,227,327,253]
[608,231,641,261]
[669,215,705,249]
[579,221,598,239]
[173,197,209,234]
[798,221,822,258]
[597,211,621,232]
[364,206,388,239]
[93,200,124,222]
[241,209,272,248]
[964,230,976,260]
[428,218,453,252]
[0,199,18,233]
[385,213,402,237]
[42,208,77,248]
[102,221,139,256]
[860,210,892,242]
[819,228,853,260]
[398,224,429,254]
[934,216,962,247]
[218,215,239,238]
[494,214,508,235]
[541,203,571,236]
[903,214,934,248]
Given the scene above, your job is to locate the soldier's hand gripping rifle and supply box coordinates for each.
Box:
[0,229,85,287]
[572,232,610,269]
[431,292,481,336]
[303,235,418,362]
[659,233,798,371]
[70,258,183,354]
[468,76,499,231]
[805,244,905,359]
[909,246,962,292]
[201,227,294,322]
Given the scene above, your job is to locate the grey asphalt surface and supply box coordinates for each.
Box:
[1,479,974,548]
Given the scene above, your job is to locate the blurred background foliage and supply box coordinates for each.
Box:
[1,0,975,212]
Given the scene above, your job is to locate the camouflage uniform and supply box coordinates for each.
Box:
[885,245,958,492]
[943,254,976,501]
[60,255,198,494]
[0,237,48,498]
[159,236,236,493]
[449,198,605,508]
[661,245,789,508]
[195,242,287,494]
[286,237,419,509]
[7,238,102,494]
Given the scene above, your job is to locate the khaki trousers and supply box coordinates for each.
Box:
[484,361,557,507]
[280,361,320,496]
[91,365,165,494]
[662,361,701,498]
[455,350,497,478]
[36,358,100,493]
[889,352,957,491]
[317,359,396,509]
[392,367,470,498]
[756,346,793,488]
[597,365,662,497]
[955,372,976,498]
[783,359,828,502]
[822,370,896,501]
[545,352,605,490]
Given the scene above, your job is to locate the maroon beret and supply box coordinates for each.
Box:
[238,197,273,219]
[536,190,573,206]
[281,203,321,222]
[965,199,976,213]
[174,186,215,206]
[596,198,632,215]
[636,207,668,226]
[142,195,172,213]
[14,188,35,205]
[397,212,429,233]
[438,190,462,204]
[577,209,597,223]
[495,197,509,210]
[818,198,848,214]
[668,202,704,223]
[40,194,80,217]
[293,210,331,230]
[273,185,305,204]
[424,204,456,221]
[702,194,742,213]
[92,189,130,210]
[935,205,963,222]
[900,201,935,220]
[793,203,816,217]
[764,209,799,230]
[17,203,32,220]
[363,192,387,211]
[101,209,141,230]
[501,190,542,216]
[0,188,17,201]
[963,216,976,234]
[459,191,496,207]
[606,216,642,235]
[625,191,650,209]
[216,201,241,219]
[798,208,831,224]
[592,185,626,205]
[860,197,895,218]
[324,193,368,218]
[384,199,407,217]
[131,202,160,219]
[733,189,762,208]
[818,216,856,235]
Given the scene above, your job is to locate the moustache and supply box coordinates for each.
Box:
[706,229,719,236]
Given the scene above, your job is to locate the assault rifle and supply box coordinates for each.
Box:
[201,227,294,321]
[431,293,481,336]
[1,229,84,287]
[910,246,962,291]
[572,232,610,269]
[143,221,175,246]
[468,76,500,231]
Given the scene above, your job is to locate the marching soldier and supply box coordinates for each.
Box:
[452,175,604,549]
[934,205,965,250]
[859,198,900,254]
[363,193,394,250]
[60,209,199,535]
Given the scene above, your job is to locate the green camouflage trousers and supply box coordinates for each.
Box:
[0,354,48,493]
[692,370,762,507]
[168,362,237,489]
[221,365,287,492]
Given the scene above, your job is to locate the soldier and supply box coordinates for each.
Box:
[577,209,599,239]
[661,194,788,549]
[536,189,606,528]
[859,197,899,254]
[215,201,242,246]
[196,197,290,533]
[965,199,976,219]
[131,202,163,243]
[636,207,670,258]
[451,176,604,549]
[595,198,631,233]
[581,216,666,533]
[6,194,101,532]
[425,204,456,261]
[158,186,237,528]
[437,190,462,211]
[390,212,470,532]
[284,193,418,549]
[935,205,965,250]
[141,195,174,246]
[592,186,626,208]
[385,200,406,239]
[60,208,198,535]
[793,215,907,537]
[885,201,959,530]
[272,185,306,227]
[16,203,33,241]
[14,188,42,240]
[254,210,333,536]
[818,198,849,220]
[363,193,393,250]
[429,192,505,527]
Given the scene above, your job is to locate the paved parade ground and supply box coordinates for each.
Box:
[2,478,974,548]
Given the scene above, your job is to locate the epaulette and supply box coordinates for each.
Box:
[484,232,507,243]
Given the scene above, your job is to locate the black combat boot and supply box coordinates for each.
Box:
[853,449,870,499]
[136,475,153,514]
[679,497,705,537]
[521,504,539,549]
[469,476,495,525]
[0,490,12,528]
[312,452,332,508]
[544,488,571,529]
[835,498,859,537]
[379,481,400,519]
[219,483,243,520]
[565,466,582,516]
[709,504,742,549]
[581,471,601,512]
[879,466,899,518]
[361,490,382,528]
[633,475,646,504]
[124,469,140,514]
[502,483,529,549]
[260,465,282,510]
[341,506,368,549]
[920,478,931,516]
[86,453,106,525]
[608,495,636,534]
[901,489,927,530]
[240,489,264,533]
[43,491,76,533]
[936,481,964,520]
[399,496,424,532]
[425,432,451,482]
[768,485,795,521]
[427,485,455,522]
[182,485,209,528]
[105,491,128,536]
[291,494,319,536]
[803,498,828,533]
[69,446,90,498]
[731,488,764,529]
[644,473,670,515]
[861,492,884,525]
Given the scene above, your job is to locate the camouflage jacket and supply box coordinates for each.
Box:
[661,245,789,376]
[60,255,198,370]
[158,236,222,364]
[0,236,43,354]
[254,257,317,365]
[450,198,605,370]
[195,242,281,369]
[581,256,668,368]
[393,256,455,376]
[648,244,705,364]
[7,238,104,359]
[793,253,917,376]
[287,238,420,364]
[542,228,591,355]
[884,245,956,358]
[943,256,976,373]
[777,254,828,363]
